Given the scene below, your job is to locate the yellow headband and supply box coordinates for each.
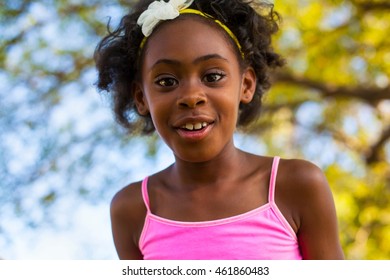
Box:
[139,8,244,58]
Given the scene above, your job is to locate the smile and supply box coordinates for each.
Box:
[176,121,214,141]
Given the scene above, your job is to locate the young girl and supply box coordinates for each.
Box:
[95,0,344,260]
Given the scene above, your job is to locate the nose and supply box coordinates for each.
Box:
[177,81,207,108]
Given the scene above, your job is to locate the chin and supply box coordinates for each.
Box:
[173,149,218,164]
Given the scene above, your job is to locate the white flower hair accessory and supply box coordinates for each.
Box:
[137,0,194,37]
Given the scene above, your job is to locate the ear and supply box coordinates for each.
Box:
[240,67,256,104]
[133,82,149,116]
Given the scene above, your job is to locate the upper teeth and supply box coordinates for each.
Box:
[182,122,208,131]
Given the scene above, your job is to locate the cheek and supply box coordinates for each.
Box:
[217,87,242,116]
[145,97,172,126]
[213,98,240,132]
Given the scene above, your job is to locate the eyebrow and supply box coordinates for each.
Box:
[151,54,229,68]
[193,54,229,64]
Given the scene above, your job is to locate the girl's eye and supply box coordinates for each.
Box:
[203,72,225,83]
[155,77,178,87]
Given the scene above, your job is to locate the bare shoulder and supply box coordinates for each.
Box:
[278,158,329,195]
[276,158,333,222]
[110,181,146,259]
[277,158,344,259]
[111,181,144,217]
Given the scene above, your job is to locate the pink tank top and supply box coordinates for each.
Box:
[139,157,302,260]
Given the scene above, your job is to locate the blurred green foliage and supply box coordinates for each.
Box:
[269,0,390,259]
[1,0,389,259]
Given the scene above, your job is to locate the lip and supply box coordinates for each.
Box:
[173,116,215,142]
[176,123,214,141]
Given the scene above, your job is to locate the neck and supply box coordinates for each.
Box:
[169,145,247,190]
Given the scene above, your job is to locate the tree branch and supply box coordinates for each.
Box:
[351,0,390,11]
[272,72,390,104]
[366,125,390,164]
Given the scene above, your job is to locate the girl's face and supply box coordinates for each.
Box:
[135,17,256,163]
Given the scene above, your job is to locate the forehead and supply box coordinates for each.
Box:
[142,16,240,65]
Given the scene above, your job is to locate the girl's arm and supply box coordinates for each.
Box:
[279,160,344,259]
[110,183,145,260]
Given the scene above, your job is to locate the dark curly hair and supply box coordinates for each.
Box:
[94,0,284,134]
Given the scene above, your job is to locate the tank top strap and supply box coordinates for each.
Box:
[141,177,151,213]
[268,156,280,204]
